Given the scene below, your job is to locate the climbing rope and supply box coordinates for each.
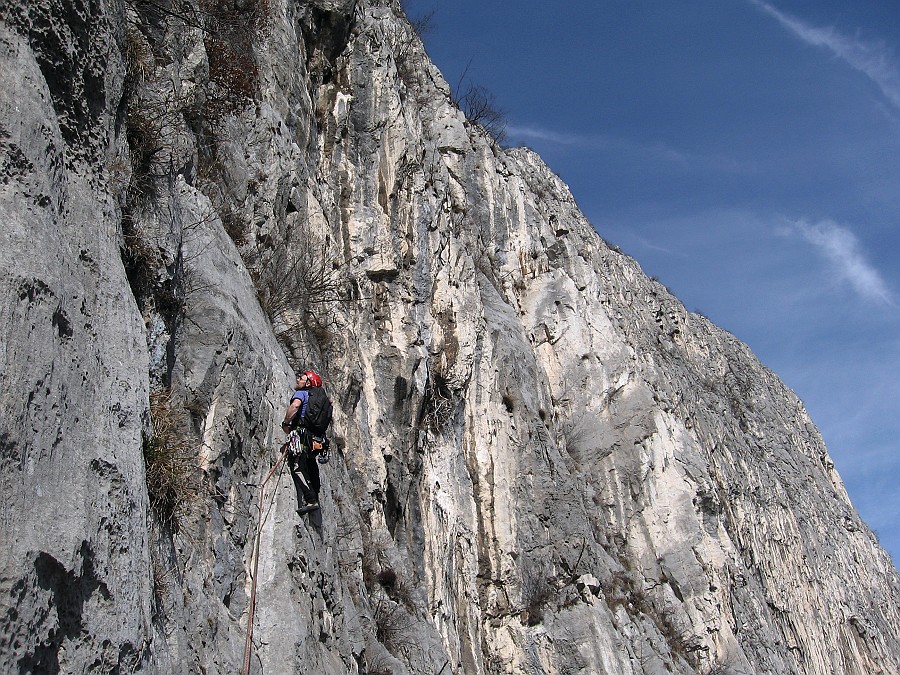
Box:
[242,440,290,675]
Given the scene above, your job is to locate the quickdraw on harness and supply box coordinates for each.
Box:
[288,428,330,464]
[288,429,306,456]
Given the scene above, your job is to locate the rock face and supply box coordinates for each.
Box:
[2,1,899,673]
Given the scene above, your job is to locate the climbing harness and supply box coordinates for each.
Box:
[289,426,329,462]
[242,440,290,675]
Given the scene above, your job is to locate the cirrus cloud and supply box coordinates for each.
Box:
[750,0,900,112]
[788,219,893,305]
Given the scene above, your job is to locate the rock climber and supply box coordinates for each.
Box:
[281,370,333,515]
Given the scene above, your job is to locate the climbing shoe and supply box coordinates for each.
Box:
[297,502,320,515]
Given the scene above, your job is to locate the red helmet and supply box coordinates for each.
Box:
[304,370,322,387]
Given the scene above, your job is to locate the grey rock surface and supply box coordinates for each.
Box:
[2,0,899,673]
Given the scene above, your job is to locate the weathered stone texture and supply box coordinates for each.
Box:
[2,0,899,673]
[1,3,154,672]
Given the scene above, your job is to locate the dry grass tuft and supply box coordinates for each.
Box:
[146,389,201,531]
[519,569,554,626]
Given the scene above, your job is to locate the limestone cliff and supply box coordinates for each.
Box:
[1,1,898,673]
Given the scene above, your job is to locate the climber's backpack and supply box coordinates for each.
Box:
[304,386,333,437]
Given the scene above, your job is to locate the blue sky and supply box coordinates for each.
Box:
[406,0,900,564]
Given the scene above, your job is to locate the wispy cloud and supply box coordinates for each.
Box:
[787,219,893,304]
[505,124,594,148]
[506,123,688,165]
[506,124,746,172]
[751,1,900,111]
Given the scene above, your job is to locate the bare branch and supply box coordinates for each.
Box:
[459,84,507,144]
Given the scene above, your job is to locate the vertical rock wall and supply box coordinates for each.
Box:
[0,1,156,671]
[1,0,899,674]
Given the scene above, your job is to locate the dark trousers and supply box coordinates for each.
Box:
[288,448,320,505]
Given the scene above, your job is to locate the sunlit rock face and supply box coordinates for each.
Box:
[2,1,899,673]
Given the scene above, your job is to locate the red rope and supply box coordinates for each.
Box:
[242,441,290,675]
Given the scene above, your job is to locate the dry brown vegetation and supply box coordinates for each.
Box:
[245,229,348,354]
[146,388,201,531]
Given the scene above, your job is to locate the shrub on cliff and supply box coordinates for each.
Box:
[400,0,436,39]
[199,0,271,119]
[245,229,347,356]
[458,83,507,145]
[145,389,201,531]
[520,569,554,626]
[450,63,508,145]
